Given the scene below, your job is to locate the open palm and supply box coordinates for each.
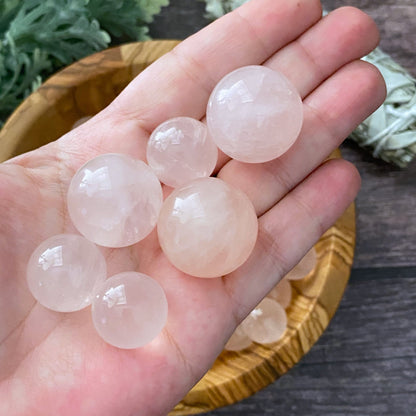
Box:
[0,1,385,415]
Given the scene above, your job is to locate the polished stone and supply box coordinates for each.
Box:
[285,247,317,280]
[207,65,303,163]
[67,153,163,248]
[147,117,218,188]
[92,272,168,349]
[26,234,107,312]
[157,177,258,278]
[71,116,92,129]
[224,325,252,351]
[241,298,287,344]
[267,278,292,309]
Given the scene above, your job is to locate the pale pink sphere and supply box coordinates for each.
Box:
[146,117,218,188]
[224,325,252,352]
[71,115,92,130]
[26,234,106,312]
[267,278,292,309]
[285,247,317,280]
[241,298,287,344]
[67,153,163,248]
[92,272,168,349]
[157,177,258,278]
[207,65,303,163]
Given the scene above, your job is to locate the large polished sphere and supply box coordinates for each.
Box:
[207,65,303,163]
[157,177,258,278]
[67,153,163,248]
[26,234,107,312]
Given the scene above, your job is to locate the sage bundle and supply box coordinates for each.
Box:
[351,48,416,167]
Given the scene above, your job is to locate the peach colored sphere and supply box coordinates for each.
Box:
[26,234,106,312]
[285,247,317,280]
[267,278,292,309]
[147,117,218,188]
[71,115,92,129]
[206,65,303,163]
[67,153,163,248]
[92,272,168,349]
[241,298,287,344]
[224,325,252,352]
[157,177,258,278]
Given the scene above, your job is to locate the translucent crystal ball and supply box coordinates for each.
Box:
[285,247,317,280]
[92,272,168,349]
[146,117,218,188]
[224,325,252,352]
[267,278,292,309]
[26,234,107,312]
[206,65,303,163]
[241,298,287,344]
[67,153,163,248]
[157,177,258,278]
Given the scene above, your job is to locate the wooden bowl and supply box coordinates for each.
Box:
[0,41,356,415]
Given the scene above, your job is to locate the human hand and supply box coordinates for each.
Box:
[0,0,385,415]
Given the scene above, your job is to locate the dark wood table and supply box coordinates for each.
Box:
[150,1,416,414]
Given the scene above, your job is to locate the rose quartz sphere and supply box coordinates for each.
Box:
[71,115,92,130]
[206,65,303,163]
[224,325,252,352]
[67,153,163,248]
[92,272,168,349]
[157,177,258,278]
[267,278,292,309]
[285,247,317,280]
[146,117,218,188]
[241,298,287,344]
[26,234,106,312]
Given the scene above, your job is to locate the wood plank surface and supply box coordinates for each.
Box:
[149,0,416,414]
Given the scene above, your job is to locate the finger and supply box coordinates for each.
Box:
[107,0,322,131]
[265,6,380,98]
[225,158,361,320]
[218,60,386,215]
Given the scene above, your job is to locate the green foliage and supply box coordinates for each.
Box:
[87,0,148,40]
[0,0,169,124]
[203,0,248,19]
[137,0,170,23]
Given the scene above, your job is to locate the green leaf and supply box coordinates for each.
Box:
[87,0,146,40]
[136,0,169,23]
[0,0,171,126]
[0,0,21,35]
[203,0,248,19]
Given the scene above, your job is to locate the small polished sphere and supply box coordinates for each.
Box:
[92,272,168,349]
[67,153,163,248]
[267,278,292,309]
[285,247,317,280]
[241,298,287,344]
[207,65,303,163]
[71,115,92,130]
[26,234,106,312]
[147,117,218,188]
[157,178,258,278]
[224,325,252,352]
